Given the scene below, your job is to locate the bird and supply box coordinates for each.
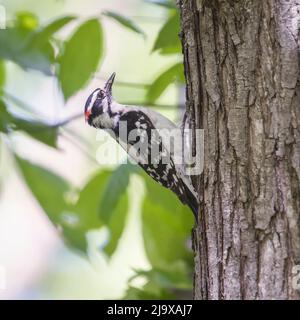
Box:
[84,72,199,219]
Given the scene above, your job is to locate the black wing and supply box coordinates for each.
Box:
[115,110,198,218]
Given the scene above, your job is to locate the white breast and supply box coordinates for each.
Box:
[93,112,114,128]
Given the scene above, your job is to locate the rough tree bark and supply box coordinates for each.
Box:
[179,0,300,299]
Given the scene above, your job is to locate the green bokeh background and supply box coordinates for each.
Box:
[0,0,193,299]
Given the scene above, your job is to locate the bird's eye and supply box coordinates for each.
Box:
[94,98,102,108]
[98,90,105,98]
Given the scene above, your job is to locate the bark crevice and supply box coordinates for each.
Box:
[179,0,300,300]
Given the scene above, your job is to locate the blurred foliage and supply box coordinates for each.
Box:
[0,60,5,93]
[147,62,184,102]
[0,101,58,146]
[103,11,145,37]
[0,0,193,299]
[58,19,103,100]
[125,263,192,299]
[145,0,176,9]
[0,12,59,74]
[152,11,181,55]
[142,172,193,270]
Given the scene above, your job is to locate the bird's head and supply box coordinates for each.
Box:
[84,72,116,126]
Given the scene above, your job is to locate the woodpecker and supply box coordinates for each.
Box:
[84,73,199,219]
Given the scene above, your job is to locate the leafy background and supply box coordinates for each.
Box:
[0,0,193,299]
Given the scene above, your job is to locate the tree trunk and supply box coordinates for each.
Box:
[179,0,300,299]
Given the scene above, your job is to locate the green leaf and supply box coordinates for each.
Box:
[103,11,145,36]
[19,44,54,74]
[152,12,181,55]
[52,170,111,252]
[0,27,53,74]
[15,156,103,253]
[31,16,76,45]
[0,12,58,74]
[72,169,128,254]
[141,172,193,270]
[66,170,111,251]
[132,263,192,291]
[92,166,132,257]
[73,170,128,256]
[99,165,132,256]
[15,156,85,252]
[0,15,75,74]
[0,101,13,133]
[100,165,136,257]
[58,19,103,100]
[16,12,39,30]
[13,119,58,148]
[15,155,70,223]
[103,189,128,257]
[0,60,5,96]
[145,0,176,9]
[0,29,28,57]
[15,157,129,254]
[147,63,184,102]
[124,285,174,300]
[0,101,57,147]
[27,16,76,65]
[99,164,137,223]
[73,170,112,228]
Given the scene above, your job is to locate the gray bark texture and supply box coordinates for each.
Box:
[179,0,300,299]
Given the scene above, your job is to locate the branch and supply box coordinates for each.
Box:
[50,101,179,128]
[2,89,179,133]
[2,90,37,114]
[50,113,83,128]
[60,128,98,164]
[120,101,181,109]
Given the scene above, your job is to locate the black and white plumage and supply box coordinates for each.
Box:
[84,73,199,219]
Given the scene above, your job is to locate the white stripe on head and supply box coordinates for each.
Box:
[102,97,109,113]
[86,89,100,113]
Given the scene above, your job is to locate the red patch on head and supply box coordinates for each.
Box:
[85,110,91,122]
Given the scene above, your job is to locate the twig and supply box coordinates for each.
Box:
[62,126,91,149]
[120,101,180,109]
[50,113,83,128]
[2,90,40,116]
[60,128,98,164]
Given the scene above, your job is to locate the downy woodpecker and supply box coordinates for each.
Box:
[84,73,199,219]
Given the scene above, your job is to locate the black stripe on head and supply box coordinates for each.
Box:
[85,88,100,113]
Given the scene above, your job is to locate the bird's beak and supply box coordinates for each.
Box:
[104,72,116,97]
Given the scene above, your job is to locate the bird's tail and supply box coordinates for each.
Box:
[183,184,199,221]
